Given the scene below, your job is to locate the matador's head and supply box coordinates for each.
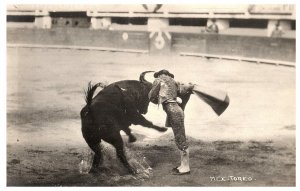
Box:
[154,69,174,78]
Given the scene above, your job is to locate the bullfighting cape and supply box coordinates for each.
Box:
[192,85,229,116]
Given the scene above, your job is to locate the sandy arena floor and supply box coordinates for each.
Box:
[6,48,295,186]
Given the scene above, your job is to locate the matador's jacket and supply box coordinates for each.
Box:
[148,74,188,151]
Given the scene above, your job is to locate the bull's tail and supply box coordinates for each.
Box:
[84,82,102,106]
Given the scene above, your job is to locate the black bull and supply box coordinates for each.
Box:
[80,71,192,174]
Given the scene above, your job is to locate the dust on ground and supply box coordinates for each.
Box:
[6,48,295,186]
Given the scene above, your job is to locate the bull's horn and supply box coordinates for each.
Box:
[139,71,155,83]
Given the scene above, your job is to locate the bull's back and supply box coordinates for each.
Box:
[92,80,143,103]
[90,79,151,115]
[110,80,144,92]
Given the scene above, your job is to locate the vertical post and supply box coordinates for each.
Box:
[206,19,229,31]
[267,20,291,37]
[148,17,171,54]
[34,10,51,29]
[90,17,111,30]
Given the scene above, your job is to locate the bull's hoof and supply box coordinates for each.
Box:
[89,166,111,174]
[157,127,168,132]
[88,168,99,174]
[152,125,168,132]
[128,135,137,143]
[128,168,138,175]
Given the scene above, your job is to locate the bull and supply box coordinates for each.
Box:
[80,69,229,175]
[80,71,170,174]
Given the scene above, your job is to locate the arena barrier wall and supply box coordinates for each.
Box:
[7,28,149,52]
[7,28,295,63]
[172,33,295,63]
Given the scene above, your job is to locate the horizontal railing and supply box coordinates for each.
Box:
[180,52,295,67]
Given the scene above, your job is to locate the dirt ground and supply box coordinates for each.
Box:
[6,48,295,186]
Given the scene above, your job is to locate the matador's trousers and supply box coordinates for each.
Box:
[163,102,188,151]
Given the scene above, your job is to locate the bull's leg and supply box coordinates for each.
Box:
[87,141,103,174]
[122,126,137,143]
[148,122,168,132]
[114,142,136,174]
[131,114,168,132]
[107,133,136,174]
